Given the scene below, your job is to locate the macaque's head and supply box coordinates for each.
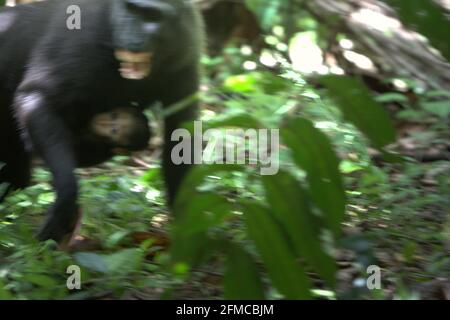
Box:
[111,0,184,80]
[90,107,151,152]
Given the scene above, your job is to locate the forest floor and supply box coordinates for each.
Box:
[0,106,449,300]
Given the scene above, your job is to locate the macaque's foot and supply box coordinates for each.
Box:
[37,205,82,246]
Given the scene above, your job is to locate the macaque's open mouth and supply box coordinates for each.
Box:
[115,50,153,80]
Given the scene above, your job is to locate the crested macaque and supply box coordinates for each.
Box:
[91,107,150,152]
[0,0,203,242]
[74,107,151,167]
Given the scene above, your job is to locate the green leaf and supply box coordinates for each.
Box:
[340,160,364,174]
[175,164,243,214]
[170,231,218,268]
[172,165,243,268]
[282,118,345,236]
[243,203,311,299]
[105,230,130,249]
[425,90,450,99]
[224,242,266,299]
[140,168,161,184]
[263,171,337,286]
[73,252,108,273]
[375,93,409,104]
[103,248,143,275]
[319,75,396,149]
[74,249,143,275]
[174,192,232,235]
[421,100,450,118]
[22,274,58,288]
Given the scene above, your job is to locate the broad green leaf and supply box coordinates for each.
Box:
[319,75,396,149]
[184,113,264,134]
[340,160,364,174]
[375,93,409,104]
[175,164,243,214]
[425,91,450,99]
[263,171,337,286]
[103,248,143,275]
[421,100,450,118]
[22,274,58,288]
[224,242,266,300]
[170,231,218,268]
[174,192,233,235]
[243,203,311,299]
[140,168,161,184]
[105,230,130,249]
[73,252,108,273]
[172,165,243,268]
[282,118,345,235]
[74,249,143,275]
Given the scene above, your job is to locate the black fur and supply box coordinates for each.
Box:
[73,108,151,167]
[0,0,203,242]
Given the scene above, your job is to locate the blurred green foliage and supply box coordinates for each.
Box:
[386,0,450,61]
[1,0,449,300]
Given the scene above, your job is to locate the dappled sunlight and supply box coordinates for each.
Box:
[351,8,401,33]
[1,0,449,301]
[289,32,324,74]
[343,50,376,71]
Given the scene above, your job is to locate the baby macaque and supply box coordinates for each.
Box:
[75,107,151,167]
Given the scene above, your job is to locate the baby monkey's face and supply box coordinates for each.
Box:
[90,107,151,153]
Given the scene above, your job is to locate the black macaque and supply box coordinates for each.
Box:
[75,107,151,167]
[0,0,203,243]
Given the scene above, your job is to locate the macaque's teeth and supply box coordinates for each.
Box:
[114,50,153,63]
[115,50,152,79]
[119,62,152,80]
